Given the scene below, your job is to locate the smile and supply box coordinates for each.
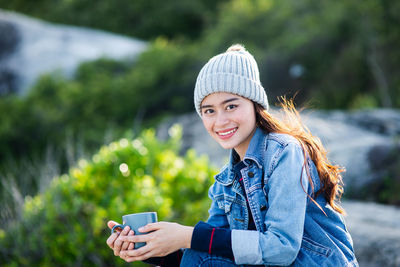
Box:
[217,127,237,137]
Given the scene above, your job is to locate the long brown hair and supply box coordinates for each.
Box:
[255,98,346,215]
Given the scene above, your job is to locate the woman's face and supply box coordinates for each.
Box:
[200,92,257,159]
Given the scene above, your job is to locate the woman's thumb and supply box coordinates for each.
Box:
[107,220,119,229]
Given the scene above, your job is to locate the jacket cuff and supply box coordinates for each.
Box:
[232,229,263,265]
[191,221,234,259]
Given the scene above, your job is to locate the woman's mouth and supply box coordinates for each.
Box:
[216,128,237,139]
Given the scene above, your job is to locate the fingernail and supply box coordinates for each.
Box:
[129,230,134,235]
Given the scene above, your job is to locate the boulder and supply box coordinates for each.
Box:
[0,9,147,95]
[343,200,400,267]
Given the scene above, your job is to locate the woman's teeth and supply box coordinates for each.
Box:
[218,128,237,136]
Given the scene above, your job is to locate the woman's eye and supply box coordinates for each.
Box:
[226,104,237,110]
[203,109,214,114]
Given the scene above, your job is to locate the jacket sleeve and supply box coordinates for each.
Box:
[232,143,309,266]
[191,221,234,259]
[206,182,230,228]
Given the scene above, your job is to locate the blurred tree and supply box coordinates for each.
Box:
[0,0,229,40]
[199,0,400,109]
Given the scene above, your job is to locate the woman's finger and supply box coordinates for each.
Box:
[106,232,119,249]
[114,226,130,256]
[126,230,135,251]
[119,232,151,243]
[138,222,163,233]
[121,230,134,251]
[120,244,151,259]
[125,250,155,263]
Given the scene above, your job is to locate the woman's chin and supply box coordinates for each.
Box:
[217,141,235,150]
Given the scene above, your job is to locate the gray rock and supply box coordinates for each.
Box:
[0,9,147,94]
[346,109,400,136]
[0,20,19,59]
[343,201,400,267]
[300,110,390,191]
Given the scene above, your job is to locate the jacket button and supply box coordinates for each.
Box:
[248,171,254,178]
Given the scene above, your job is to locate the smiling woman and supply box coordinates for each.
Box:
[106,44,359,267]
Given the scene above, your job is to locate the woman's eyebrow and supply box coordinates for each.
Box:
[222,97,239,104]
[200,97,240,109]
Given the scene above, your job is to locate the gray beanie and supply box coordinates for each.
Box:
[194,44,269,116]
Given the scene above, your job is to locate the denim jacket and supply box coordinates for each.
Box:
[207,128,358,266]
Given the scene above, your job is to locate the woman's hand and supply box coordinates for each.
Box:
[106,221,135,258]
[118,222,193,262]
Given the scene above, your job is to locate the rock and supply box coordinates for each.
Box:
[346,109,400,136]
[343,200,400,267]
[0,9,147,95]
[0,20,19,95]
[0,20,19,59]
[300,110,389,191]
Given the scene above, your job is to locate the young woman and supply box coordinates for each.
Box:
[106,44,358,266]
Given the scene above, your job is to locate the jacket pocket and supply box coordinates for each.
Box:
[216,196,247,228]
[216,197,233,213]
[301,236,332,258]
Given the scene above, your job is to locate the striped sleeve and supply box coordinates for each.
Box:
[191,221,234,259]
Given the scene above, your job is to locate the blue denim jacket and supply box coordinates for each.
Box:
[207,128,358,266]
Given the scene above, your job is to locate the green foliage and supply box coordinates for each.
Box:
[199,0,400,109]
[349,94,379,109]
[0,125,216,266]
[0,38,199,166]
[0,0,229,40]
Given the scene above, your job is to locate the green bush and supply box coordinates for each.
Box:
[0,125,216,266]
[0,38,200,174]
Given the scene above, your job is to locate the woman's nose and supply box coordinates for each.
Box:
[215,111,229,127]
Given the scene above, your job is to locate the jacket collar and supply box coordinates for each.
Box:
[243,127,267,169]
[215,127,267,185]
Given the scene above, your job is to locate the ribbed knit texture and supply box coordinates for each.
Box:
[194,48,269,115]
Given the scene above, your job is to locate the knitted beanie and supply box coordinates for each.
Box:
[194,44,269,116]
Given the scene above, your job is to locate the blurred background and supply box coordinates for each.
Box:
[0,0,399,266]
